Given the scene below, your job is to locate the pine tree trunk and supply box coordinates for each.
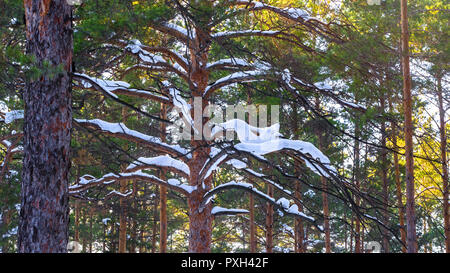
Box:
[389,99,407,252]
[437,74,450,252]
[380,97,390,253]
[18,0,73,253]
[265,184,274,253]
[354,124,361,253]
[160,103,168,253]
[119,107,129,253]
[188,150,212,253]
[400,0,417,253]
[249,180,257,253]
[294,180,305,253]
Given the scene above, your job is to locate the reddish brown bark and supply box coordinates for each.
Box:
[18,0,72,253]
[160,103,168,253]
[294,180,305,253]
[249,180,257,253]
[389,99,407,252]
[400,0,418,253]
[266,184,274,253]
[380,97,390,253]
[437,74,450,252]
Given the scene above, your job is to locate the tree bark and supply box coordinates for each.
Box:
[18,0,73,253]
[354,124,361,253]
[249,179,257,253]
[265,184,274,253]
[437,74,450,252]
[160,103,168,253]
[389,99,407,252]
[294,179,305,253]
[400,0,418,253]
[380,97,390,253]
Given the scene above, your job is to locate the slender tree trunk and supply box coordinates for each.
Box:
[152,191,158,253]
[160,103,168,253]
[119,107,129,253]
[380,97,390,253]
[437,74,450,252]
[315,98,331,253]
[354,124,361,253]
[130,181,137,253]
[400,0,417,253]
[389,99,407,252]
[266,184,274,253]
[249,179,257,253]
[18,0,73,253]
[294,179,305,253]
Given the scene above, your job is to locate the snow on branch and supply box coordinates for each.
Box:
[69,171,195,196]
[202,181,319,226]
[0,110,24,124]
[114,40,189,71]
[209,117,336,177]
[152,22,194,45]
[206,58,254,71]
[124,40,188,80]
[126,155,190,178]
[212,30,281,40]
[203,69,270,97]
[72,73,171,104]
[212,206,249,217]
[228,1,342,42]
[75,119,191,160]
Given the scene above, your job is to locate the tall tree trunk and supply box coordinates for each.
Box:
[249,179,257,253]
[18,0,73,253]
[389,99,407,252]
[151,190,158,253]
[160,103,168,253]
[315,98,331,253]
[400,0,417,253]
[380,97,390,253]
[437,74,450,252]
[266,184,274,253]
[354,124,361,253]
[119,107,129,253]
[294,179,305,253]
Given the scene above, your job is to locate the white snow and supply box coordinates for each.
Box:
[127,155,190,176]
[4,110,24,124]
[75,118,190,157]
[211,206,249,215]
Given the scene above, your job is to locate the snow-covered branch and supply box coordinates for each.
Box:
[212,206,249,217]
[126,155,190,179]
[72,73,171,105]
[75,119,191,161]
[202,181,319,227]
[69,171,195,196]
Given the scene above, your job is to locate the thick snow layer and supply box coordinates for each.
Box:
[212,119,282,143]
[127,155,190,176]
[225,159,247,169]
[234,138,336,177]
[211,206,249,215]
[167,178,196,194]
